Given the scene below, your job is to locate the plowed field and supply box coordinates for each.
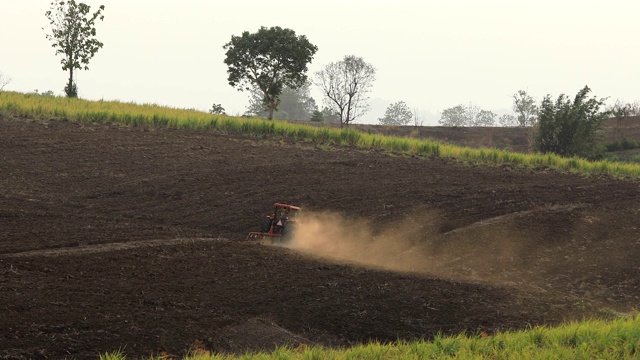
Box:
[1,117,639,359]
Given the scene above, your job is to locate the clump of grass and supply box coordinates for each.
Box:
[98,314,640,359]
[2,91,640,179]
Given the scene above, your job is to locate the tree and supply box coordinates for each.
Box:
[439,103,495,127]
[533,86,609,159]
[314,55,376,128]
[209,103,226,115]
[608,99,640,119]
[223,26,318,120]
[605,100,640,142]
[378,101,413,125]
[320,106,340,124]
[0,71,11,91]
[513,90,538,126]
[245,82,317,120]
[498,114,518,127]
[413,108,424,128]
[44,1,105,98]
[309,110,324,122]
[473,109,497,127]
[439,104,467,126]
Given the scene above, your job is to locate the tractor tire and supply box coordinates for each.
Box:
[260,220,271,233]
[281,223,296,242]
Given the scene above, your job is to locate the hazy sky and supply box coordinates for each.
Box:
[1,0,639,125]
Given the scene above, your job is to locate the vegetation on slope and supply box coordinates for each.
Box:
[1,91,639,179]
[99,314,640,359]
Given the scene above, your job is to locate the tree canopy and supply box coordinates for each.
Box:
[209,103,226,115]
[44,0,105,98]
[439,103,496,127]
[533,86,608,159]
[378,101,413,125]
[223,26,318,120]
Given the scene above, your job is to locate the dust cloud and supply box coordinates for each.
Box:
[286,210,445,274]
[280,207,639,311]
[284,209,535,285]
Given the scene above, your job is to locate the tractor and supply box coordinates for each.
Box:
[247,203,301,242]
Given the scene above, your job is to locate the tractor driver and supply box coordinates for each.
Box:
[275,208,289,234]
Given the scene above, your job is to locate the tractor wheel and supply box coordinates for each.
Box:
[260,220,272,233]
[281,224,296,242]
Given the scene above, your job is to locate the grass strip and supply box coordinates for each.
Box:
[98,314,640,359]
[2,91,639,179]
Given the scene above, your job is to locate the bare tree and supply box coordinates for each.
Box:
[314,55,376,128]
[0,71,11,91]
[608,99,640,119]
[607,99,640,141]
[413,107,424,128]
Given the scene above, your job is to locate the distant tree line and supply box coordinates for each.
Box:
[438,90,538,128]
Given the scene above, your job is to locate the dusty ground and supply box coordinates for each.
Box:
[1,116,639,359]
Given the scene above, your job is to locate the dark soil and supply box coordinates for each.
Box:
[1,116,639,359]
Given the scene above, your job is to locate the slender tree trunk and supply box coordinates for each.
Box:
[68,66,74,97]
[268,104,274,120]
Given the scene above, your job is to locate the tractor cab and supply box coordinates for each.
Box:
[247,203,301,241]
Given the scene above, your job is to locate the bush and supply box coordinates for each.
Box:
[606,138,640,152]
[533,86,609,160]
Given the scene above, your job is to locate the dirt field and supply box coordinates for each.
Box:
[1,116,639,359]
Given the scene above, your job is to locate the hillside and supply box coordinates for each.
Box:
[346,115,640,153]
[1,116,639,359]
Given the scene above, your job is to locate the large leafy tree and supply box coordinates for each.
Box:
[224,26,318,120]
[533,86,608,159]
[378,101,413,125]
[44,0,105,98]
[314,55,376,128]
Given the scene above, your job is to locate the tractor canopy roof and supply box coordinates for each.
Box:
[273,203,301,211]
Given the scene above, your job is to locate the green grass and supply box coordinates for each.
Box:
[97,314,640,359]
[603,150,640,164]
[2,91,640,179]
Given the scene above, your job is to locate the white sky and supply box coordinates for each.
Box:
[1,0,639,125]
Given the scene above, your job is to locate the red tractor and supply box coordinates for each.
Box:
[247,203,301,241]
